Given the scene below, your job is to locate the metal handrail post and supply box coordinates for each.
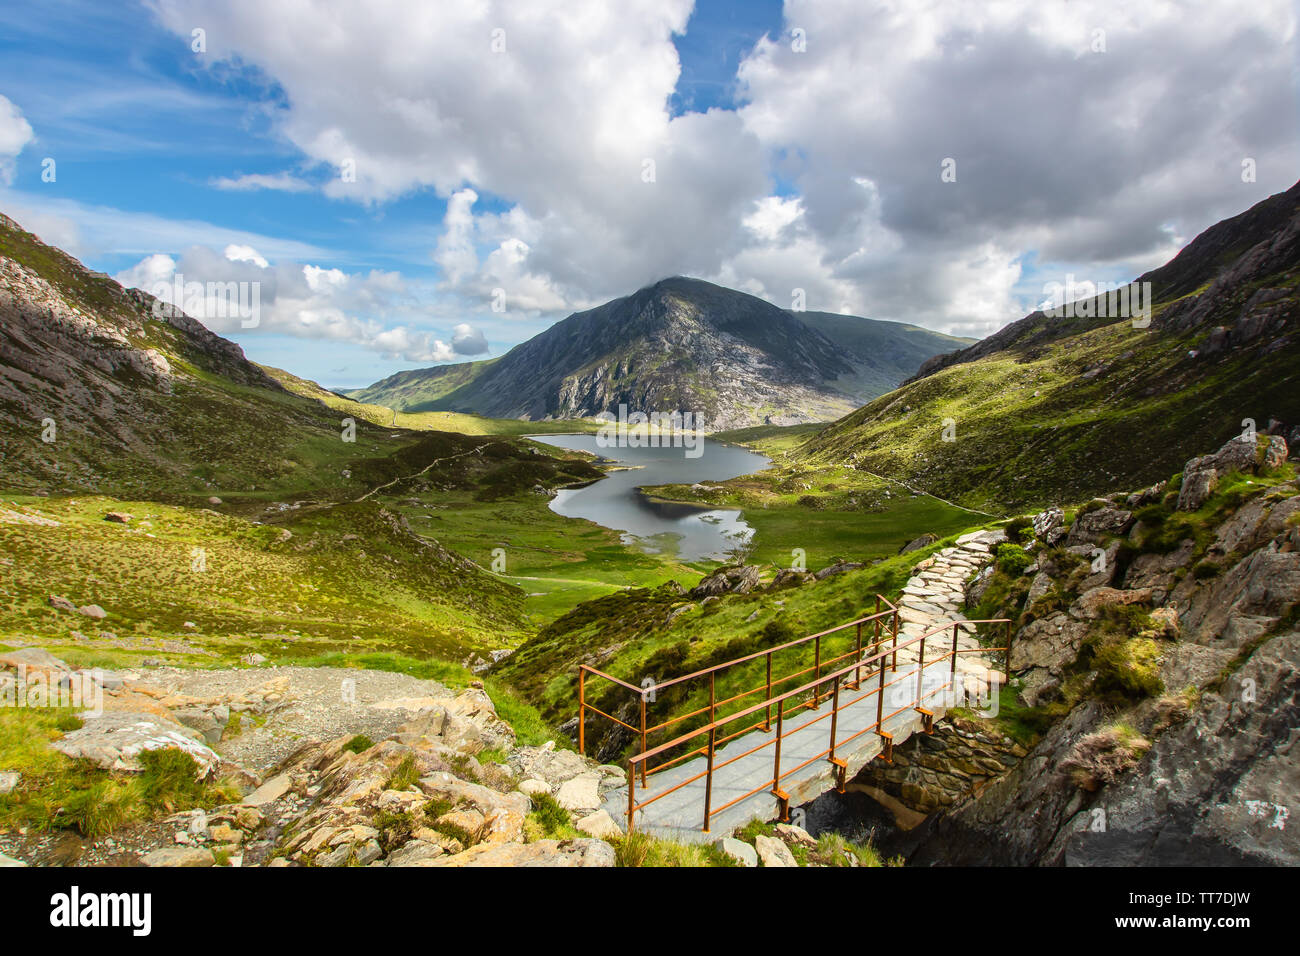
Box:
[828,674,842,761]
[703,672,716,831]
[639,693,648,787]
[764,650,773,732]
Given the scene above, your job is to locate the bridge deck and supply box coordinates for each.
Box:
[602,648,995,843]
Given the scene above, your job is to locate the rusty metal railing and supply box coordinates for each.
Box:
[579,595,900,783]
[578,602,1011,833]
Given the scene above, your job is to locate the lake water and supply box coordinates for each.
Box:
[528,434,771,563]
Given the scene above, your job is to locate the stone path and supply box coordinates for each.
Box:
[601,529,1007,843]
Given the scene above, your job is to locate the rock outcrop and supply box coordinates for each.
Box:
[907,438,1300,866]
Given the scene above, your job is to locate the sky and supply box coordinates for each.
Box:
[0,0,1296,390]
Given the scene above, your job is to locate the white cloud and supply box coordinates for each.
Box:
[225,244,269,268]
[209,171,312,192]
[144,0,1299,342]
[451,323,489,356]
[0,95,34,186]
[113,246,464,363]
[0,189,329,261]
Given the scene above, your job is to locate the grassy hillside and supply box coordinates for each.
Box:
[263,364,602,437]
[345,358,499,412]
[492,534,979,752]
[797,311,973,400]
[797,183,1300,512]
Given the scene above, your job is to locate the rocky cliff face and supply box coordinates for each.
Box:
[906,435,1300,866]
[353,277,965,429]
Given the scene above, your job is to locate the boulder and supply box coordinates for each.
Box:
[901,533,938,554]
[241,772,292,807]
[1031,507,1065,541]
[519,778,551,798]
[103,512,133,524]
[0,851,27,867]
[1066,507,1134,546]
[754,834,798,867]
[690,565,762,598]
[77,605,108,620]
[0,647,69,673]
[717,837,758,867]
[771,569,813,588]
[416,772,529,844]
[1178,435,1288,511]
[575,809,622,840]
[386,840,445,866]
[425,838,616,868]
[555,774,602,814]
[1009,613,1089,676]
[0,771,18,795]
[53,711,221,776]
[171,707,228,746]
[1069,586,1154,621]
[141,846,215,867]
[814,559,865,580]
[774,823,817,847]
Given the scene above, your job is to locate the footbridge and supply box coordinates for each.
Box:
[578,593,1012,842]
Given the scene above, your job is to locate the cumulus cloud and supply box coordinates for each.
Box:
[114,245,462,363]
[734,0,1300,330]
[142,0,1299,342]
[451,323,490,356]
[0,95,34,186]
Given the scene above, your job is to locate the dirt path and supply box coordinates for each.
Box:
[355,442,492,502]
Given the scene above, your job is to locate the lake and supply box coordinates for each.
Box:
[528,434,771,563]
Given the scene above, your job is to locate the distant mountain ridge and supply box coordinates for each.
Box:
[351,277,971,430]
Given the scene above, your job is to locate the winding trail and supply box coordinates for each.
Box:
[355,442,492,502]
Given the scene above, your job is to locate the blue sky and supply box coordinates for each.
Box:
[0,1,1295,389]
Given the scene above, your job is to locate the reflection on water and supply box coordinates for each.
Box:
[528,434,771,563]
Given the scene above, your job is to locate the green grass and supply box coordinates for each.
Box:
[385,754,421,792]
[796,272,1300,513]
[611,830,736,867]
[0,494,528,667]
[0,707,239,837]
[342,734,374,754]
[494,532,987,756]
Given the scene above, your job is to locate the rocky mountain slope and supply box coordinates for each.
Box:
[798,181,1300,512]
[351,278,968,429]
[0,212,412,498]
[899,434,1298,865]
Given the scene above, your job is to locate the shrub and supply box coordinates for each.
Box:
[136,748,210,813]
[1004,516,1034,543]
[342,734,374,754]
[995,543,1032,576]
[527,792,572,838]
[1060,723,1150,791]
[385,754,420,792]
[1091,638,1164,702]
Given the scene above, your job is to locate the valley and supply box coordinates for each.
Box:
[1,178,1298,871]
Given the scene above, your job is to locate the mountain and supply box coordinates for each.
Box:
[350,277,969,429]
[797,181,1300,512]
